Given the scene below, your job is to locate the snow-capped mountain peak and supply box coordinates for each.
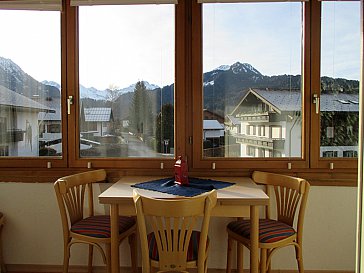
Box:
[231,62,262,76]
[215,64,231,71]
[42,80,60,90]
[0,56,27,83]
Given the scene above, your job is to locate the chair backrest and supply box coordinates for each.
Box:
[54,169,107,236]
[252,171,310,240]
[133,189,217,273]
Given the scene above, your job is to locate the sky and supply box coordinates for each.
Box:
[0,1,360,91]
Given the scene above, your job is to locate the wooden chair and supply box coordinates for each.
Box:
[54,169,137,273]
[133,189,217,273]
[0,212,6,273]
[226,171,310,273]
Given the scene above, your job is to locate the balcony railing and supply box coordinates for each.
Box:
[234,133,285,150]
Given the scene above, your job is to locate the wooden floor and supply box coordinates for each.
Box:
[3,264,355,273]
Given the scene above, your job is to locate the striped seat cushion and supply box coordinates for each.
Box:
[227,219,296,243]
[71,215,135,238]
[147,230,208,261]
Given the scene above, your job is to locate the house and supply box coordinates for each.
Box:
[81,107,114,137]
[228,88,358,158]
[0,85,55,156]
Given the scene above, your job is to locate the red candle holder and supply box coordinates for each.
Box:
[174,155,189,185]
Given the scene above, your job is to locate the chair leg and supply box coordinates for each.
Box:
[266,249,272,273]
[105,244,112,273]
[295,244,304,273]
[128,232,138,273]
[63,243,71,273]
[236,242,244,273]
[88,245,94,273]
[226,236,233,273]
[260,249,267,273]
[0,225,6,273]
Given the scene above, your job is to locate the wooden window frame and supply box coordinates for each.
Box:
[190,0,310,171]
[310,0,359,170]
[0,0,359,186]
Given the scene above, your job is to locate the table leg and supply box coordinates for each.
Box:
[110,204,120,273]
[250,206,259,273]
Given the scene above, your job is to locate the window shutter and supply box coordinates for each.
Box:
[0,0,62,11]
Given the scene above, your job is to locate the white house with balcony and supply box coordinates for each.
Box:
[227,88,358,158]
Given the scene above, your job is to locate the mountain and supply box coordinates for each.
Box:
[0,57,60,98]
[0,57,359,119]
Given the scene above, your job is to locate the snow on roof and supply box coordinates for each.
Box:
[84,107,112,122]
[252,89,359,112]
[203,120,224,130]
[0,85,55,113]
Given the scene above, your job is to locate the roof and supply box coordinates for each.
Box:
[203,120,224,130]
[252,89,301,112]
[0,85,55,113]
[84,107,112,122]
[225,114,240,125]
[232,89,359,114]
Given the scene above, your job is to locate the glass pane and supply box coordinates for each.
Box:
[79,5,174,158]
[320,1,360,158]
[0,10,61,157]
[203,2,303,158]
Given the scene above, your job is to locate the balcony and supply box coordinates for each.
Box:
[0,129,25,143]
[235,112,270,122]
[234,133,285,150]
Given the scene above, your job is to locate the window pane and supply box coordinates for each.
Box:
[0,10,61,157]
[203,2,303,158]
[320,1,360,158]
[78,5,174,158]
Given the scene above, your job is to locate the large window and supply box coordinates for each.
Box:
[200,1,303,160]
[77,3,175,159]
[0,0,361,185]
[319,1,360,159]
[0,3,62,158]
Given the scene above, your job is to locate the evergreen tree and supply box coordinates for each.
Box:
[129,81,153,138]
[156,104,174,153]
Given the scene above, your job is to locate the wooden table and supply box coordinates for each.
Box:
[98,176,269,273]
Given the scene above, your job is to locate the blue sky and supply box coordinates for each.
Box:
[0,1,360,90]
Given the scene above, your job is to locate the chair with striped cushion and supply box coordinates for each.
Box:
[54,169,137,273]
[133,189,217,273]
[226,171,310,273]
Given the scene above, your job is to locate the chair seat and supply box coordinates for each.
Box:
[227,219,296,243]
[147,230,208,261]
[71,215,135,238]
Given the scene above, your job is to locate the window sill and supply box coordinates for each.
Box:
[0,167,358,186]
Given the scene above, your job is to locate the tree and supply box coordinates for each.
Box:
[105,83,121,103]
[129,81,153,138]
[156,103,174,153]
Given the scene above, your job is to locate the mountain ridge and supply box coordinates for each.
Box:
[0,57,359,118]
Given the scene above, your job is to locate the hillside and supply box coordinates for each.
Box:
[0,57,359,119]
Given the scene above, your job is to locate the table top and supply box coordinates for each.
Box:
[99,176,269,206]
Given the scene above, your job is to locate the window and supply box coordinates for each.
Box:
[193,0,305,170]
[0,0,361,185]
[0,2,62,160]
[310,0,360,169]
[77,3,175,159]
[319,1,360,159]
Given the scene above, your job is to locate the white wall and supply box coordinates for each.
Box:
[0,182,357,270]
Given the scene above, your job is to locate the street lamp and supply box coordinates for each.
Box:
[163,139,169,154]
